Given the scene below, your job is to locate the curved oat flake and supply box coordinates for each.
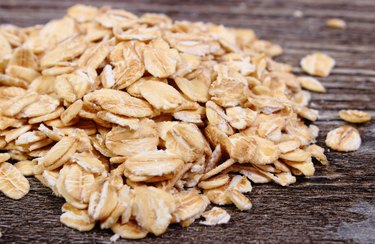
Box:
[325,125,361,152]
[55,73,90,103]
[297,76,326,93]
[113,26,159,41]
[41,136,78,170]
[0,162,30,199]
[200,207,230,226]
[0,32,12,62]
[143,38,178,78]
[206,101,234,135]
[60,203,95,232]
[14,160,36,176]
[0,74,28,88]
[84,89,153,117]
[95,9,138,28]
[88,181,118,221]
[251,136,280,165]
[6,65,40,82]
[3,92,39,117]
[111,221,148,240]
[79,40,110,71]
[326,18,347,29]
[139,80,185,111]
[105,119,158,156]
[165,123,207,163]
[165,32,221,56]
[209,65,250,107]
[198,174,230,190]
[174,72,211,102]
[133,186,175,236]
[300,52,335,77]
[124,151,184,177]
[0,153,11,163]
[41,36,87,68]
[61,100,83,126]
[228,134,256,164]
[339,110,371,123]
[18,95,60,118]
[67,4,99,22]
[172,191,209,225]
[110,41,145,89]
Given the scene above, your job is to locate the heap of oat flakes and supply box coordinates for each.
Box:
[0,4,369,240]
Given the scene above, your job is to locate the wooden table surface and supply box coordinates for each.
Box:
[1,0,374,243]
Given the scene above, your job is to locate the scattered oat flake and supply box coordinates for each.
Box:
[227,190,252,211]
[293,10,304,18]
[297,76,326,93]
[200,207,230,226]
[0,162,30,199]
[201,159,236,181]
[325,125,361,152]
[339,110,371,123]
[326,18,346,29]
[300,52,335,77]
[110,234,120,242]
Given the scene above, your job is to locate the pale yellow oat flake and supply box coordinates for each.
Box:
[300,52,335,77]
[339,110,371,123]
[14,160,36,176]
[0,162,30,199]
[325,125,361,152]
[326,18,346,29]
[200,207,231,226]
[297,76,326,93]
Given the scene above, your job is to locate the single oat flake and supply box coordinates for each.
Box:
[339,110,371,123]
[0,3,358,241]
[297,76,326,93]
[300,52,335,77]
[200,207,230,226]
[325,125,361,152]
[326,18,347,29]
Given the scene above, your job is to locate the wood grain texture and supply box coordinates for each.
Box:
[0,0,374,243]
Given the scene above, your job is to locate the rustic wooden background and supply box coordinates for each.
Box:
[1,0,374,243]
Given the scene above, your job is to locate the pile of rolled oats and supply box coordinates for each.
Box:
[0,4,371,240]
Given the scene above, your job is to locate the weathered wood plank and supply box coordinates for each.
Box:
[0,0,374,243]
